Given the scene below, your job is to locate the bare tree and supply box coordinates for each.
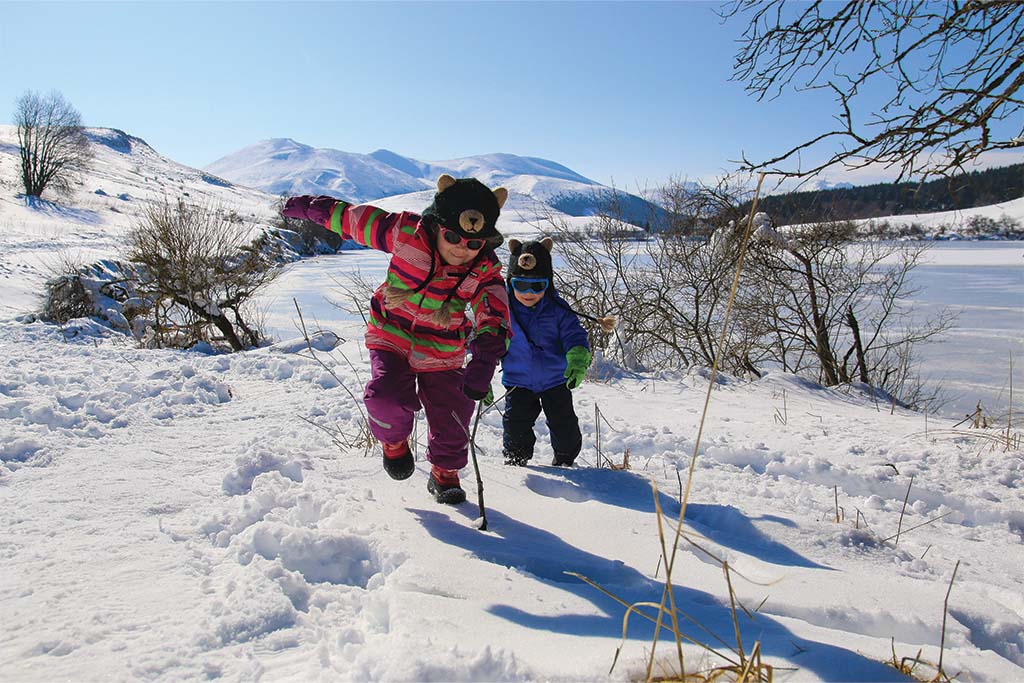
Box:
[14,90,93,198]
[743,218,957,403]
[127,197,282,351]
[723,0,1024,182]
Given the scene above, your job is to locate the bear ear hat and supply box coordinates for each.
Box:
[435,173,508,209]
[437,174,457,193]
[493,186,508,209]
[508,238,522,254]
[540,236,554,252]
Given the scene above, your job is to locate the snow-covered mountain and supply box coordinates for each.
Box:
[810,178,856,191]
[206,138,663,226]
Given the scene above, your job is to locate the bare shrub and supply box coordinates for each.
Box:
[41,274,92,324]
[126,197,282,351]
[744,218,957,407]
[39,252,91,323]
[14,90,93,199]
[551,176,956,409]
[327,268,378,326]
[547,178,764,375]
[963,214,1022,238]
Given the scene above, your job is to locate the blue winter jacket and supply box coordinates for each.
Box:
[501,288,590,393]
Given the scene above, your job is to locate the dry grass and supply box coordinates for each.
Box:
[571,177,778,683]
[569,480,777,682]
[292,298,374,454]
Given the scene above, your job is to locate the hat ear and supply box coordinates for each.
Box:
[437,174,456,193]
[508,238,522,254]
[540,237,553,252]
[493,187,508,209]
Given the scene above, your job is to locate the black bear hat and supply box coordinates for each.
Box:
[507,237,554,282]
[421,174,508,248]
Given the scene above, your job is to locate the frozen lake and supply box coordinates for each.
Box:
[260,241,1023,421]
[901,241,1022,419]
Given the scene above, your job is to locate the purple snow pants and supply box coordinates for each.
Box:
[363,349,476,471]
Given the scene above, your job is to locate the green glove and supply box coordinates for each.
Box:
[483,385,495,406]
[564,346,591,390]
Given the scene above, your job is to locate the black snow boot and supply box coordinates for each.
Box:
[503,451,531,467]
[427,465,466,505]
[382,441,415,480]
[551,453,576,467]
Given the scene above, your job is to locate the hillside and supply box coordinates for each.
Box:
[0,125,583,317]
[0,125,279,315]
[759,163,1024,225]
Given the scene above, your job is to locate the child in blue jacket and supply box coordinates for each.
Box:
[501,237,592,467]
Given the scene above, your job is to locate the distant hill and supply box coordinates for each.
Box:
[757,163,1024,225]
[206,139,666,228]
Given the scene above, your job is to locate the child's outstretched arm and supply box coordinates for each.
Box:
[281,195,408,253]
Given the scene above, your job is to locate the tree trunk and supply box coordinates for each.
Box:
[175,297,244,351]
[846,305,870,383]
[797,253,840,385]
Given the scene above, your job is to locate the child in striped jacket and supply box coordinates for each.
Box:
[282,175,511,504]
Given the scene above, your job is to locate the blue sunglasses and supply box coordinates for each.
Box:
[510,277,549,293]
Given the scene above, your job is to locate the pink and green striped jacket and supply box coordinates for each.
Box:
[322,200,511,372]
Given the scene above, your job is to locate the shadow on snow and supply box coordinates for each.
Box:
[524,467,829,569]
[22,194,104,225]
[413,506,906,682]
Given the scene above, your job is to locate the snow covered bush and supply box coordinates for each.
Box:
[40,258,139,332]
[125,196,282,351]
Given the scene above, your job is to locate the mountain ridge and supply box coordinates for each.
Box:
[205,138,663,226]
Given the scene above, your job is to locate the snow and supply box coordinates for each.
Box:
[4,317,1023,681]
[2,125,1023,682]
[853,196,1024,237]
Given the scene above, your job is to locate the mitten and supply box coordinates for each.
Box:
[282,195,337,226]
[564,346,591,390]
[463,333,507,400]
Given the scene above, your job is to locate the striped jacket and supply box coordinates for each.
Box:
[322,201,511,372]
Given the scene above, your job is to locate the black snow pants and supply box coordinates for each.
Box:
[502,383,582,466]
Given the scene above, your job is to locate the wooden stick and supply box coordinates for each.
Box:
[894,474,914,546]
[937,560,961,676]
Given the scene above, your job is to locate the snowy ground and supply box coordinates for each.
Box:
[3,308,1023,681]
[2,126,1023,681]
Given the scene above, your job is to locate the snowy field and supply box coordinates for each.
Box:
[3,310,1023,681]
[3,253,1024,681]
[1,127,1023,681]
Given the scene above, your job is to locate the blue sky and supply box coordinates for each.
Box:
[2,1,1020,191]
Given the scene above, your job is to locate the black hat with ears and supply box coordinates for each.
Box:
[421,174,508,248]
[507,237,554,282]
